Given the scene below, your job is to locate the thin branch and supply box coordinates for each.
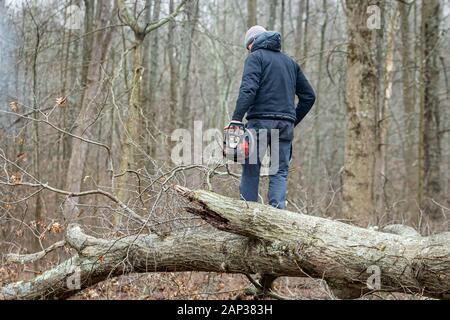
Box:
[5,240,66,264]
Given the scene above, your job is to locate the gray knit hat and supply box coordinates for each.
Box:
[244,25,267,49]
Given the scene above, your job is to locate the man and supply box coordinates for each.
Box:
[231,25,316,209]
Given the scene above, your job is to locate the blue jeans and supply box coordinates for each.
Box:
[240,119,294,209]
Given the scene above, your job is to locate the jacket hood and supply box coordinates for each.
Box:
[251,31,281,52]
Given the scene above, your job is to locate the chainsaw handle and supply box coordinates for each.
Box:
[224,120,244,130]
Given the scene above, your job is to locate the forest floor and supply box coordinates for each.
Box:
[0,262,330,300]
[71,273,331,300]
[2,263,425,300]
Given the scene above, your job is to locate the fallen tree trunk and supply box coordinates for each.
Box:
[0,225,314,300]
[181,188,450,299]
[2,188,450,300]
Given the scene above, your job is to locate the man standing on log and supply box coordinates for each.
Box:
[231,25,316,209]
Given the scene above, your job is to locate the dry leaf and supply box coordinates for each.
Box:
[56,97,67,107]
[15,229,24,238]
[10,173,22,184]
[16,152,26,161]
[48,222,63,234]
[9,101,19,112]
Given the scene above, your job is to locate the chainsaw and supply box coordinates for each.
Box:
[223,121,255,163]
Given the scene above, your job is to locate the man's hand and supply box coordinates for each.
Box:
[225,120,244,130]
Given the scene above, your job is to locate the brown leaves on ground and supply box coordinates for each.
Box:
[16,152,27,162]
[10,173,22,185]
[48,222,63,234]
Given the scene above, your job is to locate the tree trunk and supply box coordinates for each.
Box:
[342,0,378,225]
[280,0,285,45]
[168,0,178,132]
[144,0,161,163]
[64,1,113,221]
[268,0,277,30]
[302,0,309,68]
[311,0,328,194]
[419,0,441,218]
[30,7,43,249]
[3,188,450,300]
[115,36,144,225]
[247,0,257,28]
[374,7,397,218]
[399,1,417,208]
[178,0,199,127]
[294,0,304,61]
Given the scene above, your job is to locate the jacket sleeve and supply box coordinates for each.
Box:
[294,63,316,126]
[231,53,262,122]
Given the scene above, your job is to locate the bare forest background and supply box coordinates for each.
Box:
[0,0,449,299]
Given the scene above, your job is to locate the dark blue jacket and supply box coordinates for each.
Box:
[232,32,316,126]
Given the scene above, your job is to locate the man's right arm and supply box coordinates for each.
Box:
[294,64,316,126]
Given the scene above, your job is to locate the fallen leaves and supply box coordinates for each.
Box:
[48,222,63,234]
[16,152,27,162]
[14,229,24,238]
[10,173,22,184]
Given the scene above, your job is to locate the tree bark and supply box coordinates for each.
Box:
[168,0,179,132]
[419,0,441,218]
[177,0,199,127]
[399,1,416,206]
[374,6,397,218]
[4,188,450,300]
[302,0,309,68]
[311,0,328,195]
[268,0,277,30]
[64,1,113,221]
[280,0,285,45]
[294,0,305,61]
[29,6,43,249]
[145,0,161,162]
[342,0,378,224]
[247,0,257,28]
